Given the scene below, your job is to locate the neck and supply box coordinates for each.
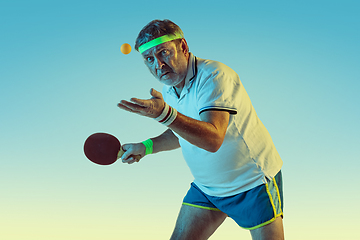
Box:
[173,53,190,98]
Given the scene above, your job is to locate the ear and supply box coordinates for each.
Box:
[180,38,189,56]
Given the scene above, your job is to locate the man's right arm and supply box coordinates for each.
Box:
[121,129,180,164]
[151,128,180,153]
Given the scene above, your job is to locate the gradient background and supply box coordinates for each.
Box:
[1,0,359,239]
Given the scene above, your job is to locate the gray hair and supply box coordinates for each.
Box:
[135,19,185,52]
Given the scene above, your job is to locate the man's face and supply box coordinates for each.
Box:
[142,39,189,89]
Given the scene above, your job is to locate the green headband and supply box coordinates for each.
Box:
[138,33,183,54]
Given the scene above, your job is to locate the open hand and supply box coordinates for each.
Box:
[118,88,165,118]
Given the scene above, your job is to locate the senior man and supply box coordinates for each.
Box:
[118,19,284,240]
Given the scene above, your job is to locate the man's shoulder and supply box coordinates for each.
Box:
[196,56,236,77]
[194,56,239,88]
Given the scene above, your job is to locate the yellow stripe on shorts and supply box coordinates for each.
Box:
[182,202,221,211]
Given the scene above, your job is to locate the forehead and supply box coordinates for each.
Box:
[141,41,177,57]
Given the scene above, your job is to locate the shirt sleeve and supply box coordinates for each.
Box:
[196,67,240,115]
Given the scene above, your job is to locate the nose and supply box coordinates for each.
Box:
[154,57,164,70]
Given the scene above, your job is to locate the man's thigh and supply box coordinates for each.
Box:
[250,216,284,240]
[170,204,227,240]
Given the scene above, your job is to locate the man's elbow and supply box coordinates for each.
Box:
[206,139,224,153]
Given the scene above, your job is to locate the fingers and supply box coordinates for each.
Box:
[120,143,144,164]
[118,89,164,118]
[117,102,134,112]
[121,144,136,163]
[118,100,144,113]
[122,153,139,164]
[122,157,138,164]
[150,88,163,99]
[130,98,149,107]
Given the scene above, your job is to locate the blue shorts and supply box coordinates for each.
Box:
[182,171,284,230]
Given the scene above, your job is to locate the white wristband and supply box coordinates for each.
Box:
[162,107,177,126]
[154,103,177,127]
[155,103,170,121]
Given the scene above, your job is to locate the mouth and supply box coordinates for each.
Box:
[160,72,170,78]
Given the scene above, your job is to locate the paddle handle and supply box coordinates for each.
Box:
[117,147,142,162]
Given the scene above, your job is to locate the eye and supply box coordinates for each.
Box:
[146,56,154,63]
[161,49,169,56]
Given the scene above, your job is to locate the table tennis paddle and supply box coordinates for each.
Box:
[83,132,141,165]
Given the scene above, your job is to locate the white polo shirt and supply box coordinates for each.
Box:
[162,53,283,197]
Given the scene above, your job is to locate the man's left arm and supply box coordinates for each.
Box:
[118,88,230,153]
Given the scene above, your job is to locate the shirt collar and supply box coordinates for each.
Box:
[184,52,197,85]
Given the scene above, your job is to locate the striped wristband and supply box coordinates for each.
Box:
[142,139,153,155]
[155,103,178,127]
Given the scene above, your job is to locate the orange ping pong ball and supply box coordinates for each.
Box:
[120,43,131,54]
